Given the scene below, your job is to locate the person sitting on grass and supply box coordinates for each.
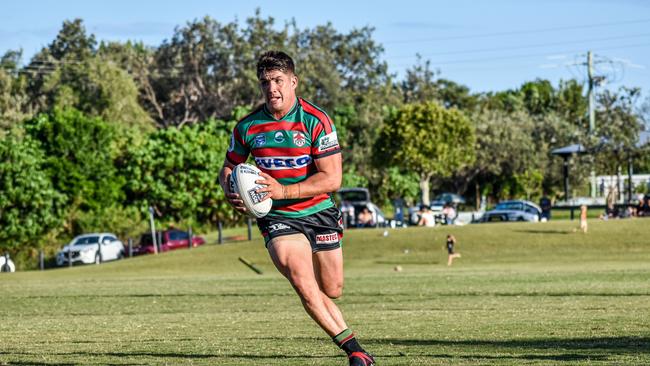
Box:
[357,207,375,228]
[418,206,435,227]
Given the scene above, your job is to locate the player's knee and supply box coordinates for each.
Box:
[324,284,342,299]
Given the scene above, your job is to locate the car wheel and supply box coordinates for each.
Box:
[517,217,525,222]
[117,251,124,260]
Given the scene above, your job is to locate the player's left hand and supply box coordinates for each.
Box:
[256,172,283,200]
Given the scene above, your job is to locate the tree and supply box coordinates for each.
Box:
[122,120,235,225]
[402,56,478,110]
[24,108,125,214]
[48,19,96,61]
[0,132,63,253]
[0,50,31,132]
[24,19,153,132]
[377,102,476,205]
[402,56,438,103]
[375,167,420,206]
[453,110,540,204]
[520,79,555,115]
[593,87,644,176]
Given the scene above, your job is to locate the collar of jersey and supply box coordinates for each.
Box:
[262,97,299,121]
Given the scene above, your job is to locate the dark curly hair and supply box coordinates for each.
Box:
[256,51,295,79]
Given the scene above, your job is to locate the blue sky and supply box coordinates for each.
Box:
[2,0,649,97]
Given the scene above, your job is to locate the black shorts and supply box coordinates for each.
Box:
[447,244,454,254]
[257,207,344,252]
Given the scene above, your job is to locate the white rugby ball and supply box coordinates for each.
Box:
[230,163,273,218]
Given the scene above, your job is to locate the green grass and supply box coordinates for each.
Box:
[1,219,649,365]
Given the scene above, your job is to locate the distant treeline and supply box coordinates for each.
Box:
[1,13,648,264]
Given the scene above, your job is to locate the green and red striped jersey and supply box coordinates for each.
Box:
[226,97,341,218]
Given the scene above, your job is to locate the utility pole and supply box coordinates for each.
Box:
[587,51,596,133]
[148,206,158,255]
[587,51,597,198]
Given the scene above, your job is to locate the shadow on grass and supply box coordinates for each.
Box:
[16,292,292,300]
[368,336,649,353]
[513,229,571,235]
[404,352,608,361]
[245,335,647,362]
[4,336,647,363]
[0,358,143,366]
[374,260,440,265]
[0,350,340,361]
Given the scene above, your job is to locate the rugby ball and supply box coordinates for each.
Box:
[230,163,273,218]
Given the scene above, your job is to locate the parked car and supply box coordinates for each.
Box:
[56,233,125,266]
[134,229,205,255]
[336,188,386,228]
[0,255,16,272]
[431,193,466,207]
[479,200,542,223]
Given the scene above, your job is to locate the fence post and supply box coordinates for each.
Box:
[188,226,193,249]
[218,220,223,244]
[157,231,163,253]
[97,242,103,264]
[39,250,44,271]
[247,218,252,241]
[148,206,158,255]
[128,238,133,258]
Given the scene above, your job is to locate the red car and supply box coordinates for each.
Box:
[134,229,205,255]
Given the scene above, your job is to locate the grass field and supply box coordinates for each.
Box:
[1,219,649,365]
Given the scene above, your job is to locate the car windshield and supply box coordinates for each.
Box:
[338,191,368,202]
[73,236,99,245]
[495,202,524,211]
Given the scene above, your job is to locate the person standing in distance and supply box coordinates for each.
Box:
[446,234,461,266]
[218,51,375,366]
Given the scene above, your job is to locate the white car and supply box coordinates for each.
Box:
[0,255,16,272]
[56,233,125,266]
[479,200,541,223]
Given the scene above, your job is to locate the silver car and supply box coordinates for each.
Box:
[337,188,386,228]
[480,200,541,223]
[56,233,125,266]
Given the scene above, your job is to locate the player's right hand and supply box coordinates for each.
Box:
[225,191,248,214]
[220,176,248,214]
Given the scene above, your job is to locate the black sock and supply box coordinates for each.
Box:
[333,329,365,355]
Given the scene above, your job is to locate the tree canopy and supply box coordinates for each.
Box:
[0,14,647,267]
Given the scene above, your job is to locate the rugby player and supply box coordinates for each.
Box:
[219,51,375,366]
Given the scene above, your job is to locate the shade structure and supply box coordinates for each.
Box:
[551,144,587,200]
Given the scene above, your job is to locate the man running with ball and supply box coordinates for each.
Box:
[219,51,375,366]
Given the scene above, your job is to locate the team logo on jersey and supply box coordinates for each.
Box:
[255,155,311,170]
[318,132,339,152]
[254,134,266,147]
[293,132,306,147]
[274,131,285,143]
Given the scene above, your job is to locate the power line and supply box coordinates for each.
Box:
[388,33,650,59]
[383,18,650,44]
[391,42,650,68]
